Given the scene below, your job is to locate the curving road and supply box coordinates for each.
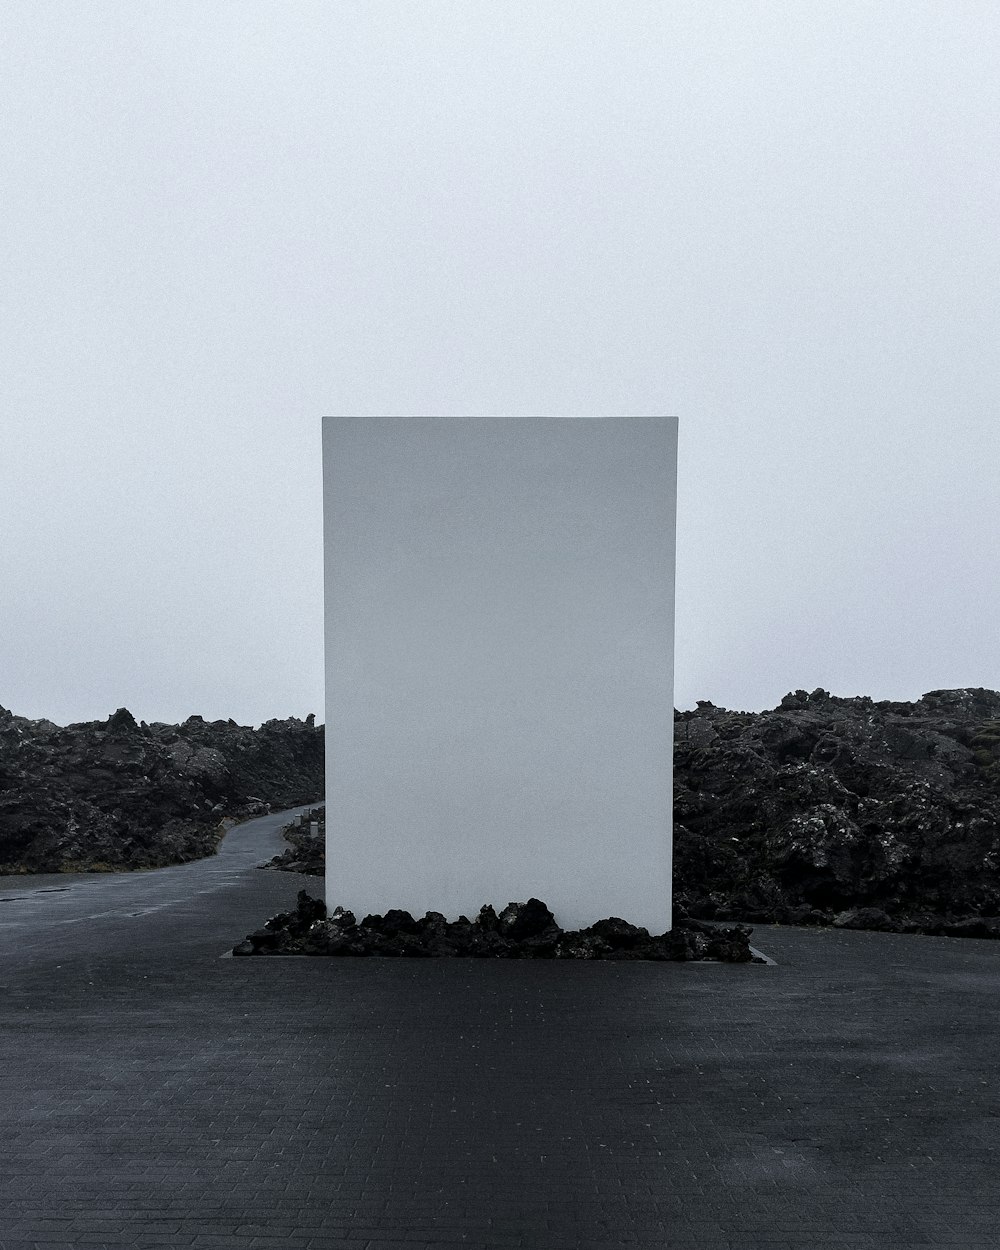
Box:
[2,811,1000,1248]
[0,806,318,971]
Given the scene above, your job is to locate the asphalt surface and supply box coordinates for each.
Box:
[2,809,1000,1249]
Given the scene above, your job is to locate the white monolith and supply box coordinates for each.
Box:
[323,416,676,932]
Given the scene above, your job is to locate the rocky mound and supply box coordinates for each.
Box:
[233,890,759,961]
[675,687,1000,932]
[0,705,323,872]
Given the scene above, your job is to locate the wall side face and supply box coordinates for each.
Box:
[323,417,676,932]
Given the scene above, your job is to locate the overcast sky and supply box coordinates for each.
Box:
[2,2,998,727]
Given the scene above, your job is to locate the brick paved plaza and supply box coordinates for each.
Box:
[1,809,998,1249]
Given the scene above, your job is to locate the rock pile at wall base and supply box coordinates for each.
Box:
[233,890,760,962]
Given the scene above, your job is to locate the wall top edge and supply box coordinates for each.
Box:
[320,415,679,422]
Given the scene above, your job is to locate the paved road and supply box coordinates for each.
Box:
[2,812,1000,1249]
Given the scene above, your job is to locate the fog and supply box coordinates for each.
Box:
[2,2,997,726]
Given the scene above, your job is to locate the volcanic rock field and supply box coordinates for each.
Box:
[5,688,1000,940]
[0,704,323,872]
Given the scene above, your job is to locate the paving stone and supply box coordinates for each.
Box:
[2,810,1000,1247]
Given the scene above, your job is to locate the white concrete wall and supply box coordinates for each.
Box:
[323,416,676,933]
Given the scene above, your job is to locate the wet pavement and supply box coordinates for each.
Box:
[2,809,999,1248]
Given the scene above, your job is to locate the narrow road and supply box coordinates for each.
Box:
[2,812,1000,1249]
[0,806,318,971]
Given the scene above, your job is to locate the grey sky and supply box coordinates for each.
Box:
[2,1,998,726]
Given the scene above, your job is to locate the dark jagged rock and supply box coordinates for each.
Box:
[362,908,421,935]
[233,890,760,962]
[0,703,323,872]
[674,687,1000,936]
[585,916,648,948]
[477,903,500,931]
[832,907,897,932]
[107,707,139,734]
[496,897,555,940]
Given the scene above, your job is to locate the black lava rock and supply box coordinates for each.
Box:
[477,904,500,931]
[233,894,760,963]
[832,907,897,932]
[496,897,556,940]
[585,917,649,948]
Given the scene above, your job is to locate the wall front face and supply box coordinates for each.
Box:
[323,417,676,933]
